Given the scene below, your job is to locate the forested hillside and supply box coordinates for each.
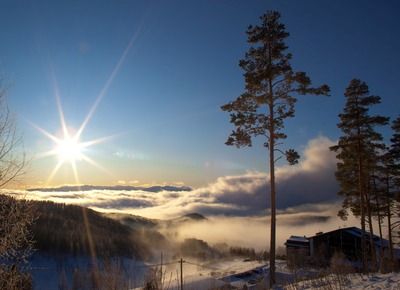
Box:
[31,201,152,259]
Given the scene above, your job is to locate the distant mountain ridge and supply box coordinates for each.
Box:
[27,184,192,193]
[105,212,207,229]
[105,212,159,229]
[182,213,207,220]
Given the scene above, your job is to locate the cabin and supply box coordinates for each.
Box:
[285,227,393,267]
[285,235,310,267]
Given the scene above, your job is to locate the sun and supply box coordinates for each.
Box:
[32,93,112,185]
[30,27,139,185]
[55,136,83,162]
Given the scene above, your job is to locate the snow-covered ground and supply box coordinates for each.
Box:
[30,253,147,290]
[30,254,400,290]
[283,272,400,290]
[138,258,268,290]
[176,259,400,290]
[30,254,271,290]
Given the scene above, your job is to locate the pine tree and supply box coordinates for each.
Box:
[379,147,396,267]
[330,79,388,271]
[389,117,400,249]
[390,117,400,187]
[221,11,329,286]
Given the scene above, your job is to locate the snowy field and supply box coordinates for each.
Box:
[29,254,400,289]
[30,254,269,290]
[284,272,400,290]
[30,253,147,290]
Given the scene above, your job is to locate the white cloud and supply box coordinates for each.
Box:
[5,136,369,249]
[10,136,340,220]
[113,150,149,161]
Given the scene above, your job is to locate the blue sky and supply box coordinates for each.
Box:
[0,0,399,187]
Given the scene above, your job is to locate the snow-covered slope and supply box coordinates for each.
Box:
[283,272,400,290]
[30,253,147,290]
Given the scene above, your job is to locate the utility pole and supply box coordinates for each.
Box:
[180,258,183,290]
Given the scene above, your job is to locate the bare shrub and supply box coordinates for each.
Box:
[379,256,395,274]
[101,260,130,290]
[0,265,32,290]
[58,268,68,290]
[285,252,354,290]
[0,82,31,289]
[143,267,162,290]
[287,248,310,282]
[329,251,354,275]
[68,261,130,290]
[285,274,348,290]
[0,195,34,289]
[0,85,25,187]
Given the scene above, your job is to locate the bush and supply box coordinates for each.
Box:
[329,251,354,275]
[0,195,34,289]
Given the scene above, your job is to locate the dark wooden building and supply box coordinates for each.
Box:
[285,235,310,267]
[285,227,391,267]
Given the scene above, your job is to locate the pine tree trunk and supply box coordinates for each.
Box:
[358,142,367,272]
[356,96,367,272]
[360,194,367,271]
[269,128,276,288]
[373,175,384,268]
[385,173,394,267]
[365,190,377,270]
[375,191,384,264]
[268,45,276,288]
[268,102,276,287]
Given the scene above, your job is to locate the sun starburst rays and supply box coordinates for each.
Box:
[33,25,141,186]
[33,102,110,186]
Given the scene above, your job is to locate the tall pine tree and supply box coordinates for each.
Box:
[221,11,329,286]
[389,117,400,248]
[390,117,400,187]
[330,79,388,271]
[379,145,396,267]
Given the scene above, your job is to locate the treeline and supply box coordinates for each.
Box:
[179,238,222,260]
[229,246,271,261]
[177,239,273,261]
[330,79,400,272]
[31,201,152,259]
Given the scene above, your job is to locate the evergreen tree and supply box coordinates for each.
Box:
[221,11,329,286]
[389,117,400,248]
[330,79,388,271]
[390,117,400,187]
[379,147,396,267]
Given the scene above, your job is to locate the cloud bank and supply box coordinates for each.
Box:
[5,136,361,248]
[27,184,192,193]
[170,202,359,250]
[6,136,340,221]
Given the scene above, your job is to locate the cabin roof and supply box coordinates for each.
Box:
[287,235,309,243]
[307,227,389,247]
[285,227,393,249]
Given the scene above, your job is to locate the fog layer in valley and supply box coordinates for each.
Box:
[6,136,366,249]
[163,202,360,250]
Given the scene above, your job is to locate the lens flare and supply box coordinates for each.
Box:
[55,136,83,162]
[33,25,141,185]
[31,95,112,185]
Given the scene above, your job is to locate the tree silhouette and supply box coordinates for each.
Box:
[389,117,400,188]
[221,11,329,286]
[389,116,400,256]
[0,81,32,289]
[330,79,388,272]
